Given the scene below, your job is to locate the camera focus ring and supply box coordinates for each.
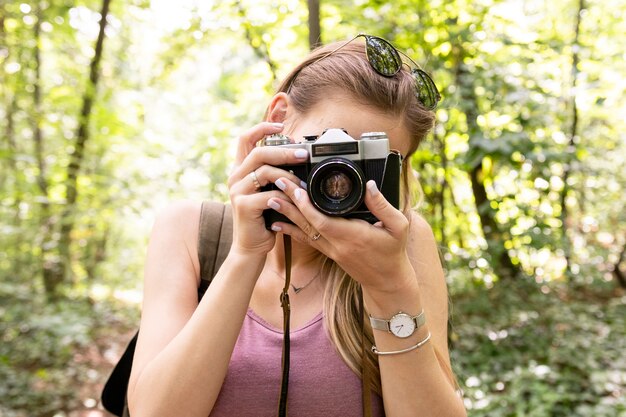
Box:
[307,158,366,216]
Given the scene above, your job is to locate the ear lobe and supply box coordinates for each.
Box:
[266,92,290,123]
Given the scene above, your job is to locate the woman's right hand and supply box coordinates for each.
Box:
[227,122,308,256]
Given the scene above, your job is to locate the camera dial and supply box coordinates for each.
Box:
[360,132,387,140]
[262,134,291,146]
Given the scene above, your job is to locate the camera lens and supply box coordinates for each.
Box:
[308,158,365,216]
[322,172,352,200]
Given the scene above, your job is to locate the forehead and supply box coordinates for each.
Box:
[289,96,412,156]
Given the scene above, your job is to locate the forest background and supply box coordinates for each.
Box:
[1,0,625,416]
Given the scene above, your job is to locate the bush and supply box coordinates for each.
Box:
[0,281,138,417]
[450,282,626,417]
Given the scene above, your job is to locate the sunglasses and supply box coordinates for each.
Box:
[307,34,441,110]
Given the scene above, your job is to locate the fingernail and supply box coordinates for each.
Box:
[367,180,379,197]
[271,224,282,232]
[294,149,308,159]
[275,179,287,190]
[294,188,303,201]
[300,181,307,190]
[267,199,281,210]
[271,122,284,129]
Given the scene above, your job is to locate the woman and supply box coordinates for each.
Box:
[128,35,466,417]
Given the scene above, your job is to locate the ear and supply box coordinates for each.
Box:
[266,92,290,123]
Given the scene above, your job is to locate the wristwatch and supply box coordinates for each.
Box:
[369,310,426,338]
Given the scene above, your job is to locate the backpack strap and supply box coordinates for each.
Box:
[197,201,233,300]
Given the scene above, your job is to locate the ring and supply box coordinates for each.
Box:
[311,232,321,241]
[250,170,261,191]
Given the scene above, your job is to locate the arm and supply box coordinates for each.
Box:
[266,179,466,417]
[127,122,311,416]
[362,212,465,417]
[127,200,266,417]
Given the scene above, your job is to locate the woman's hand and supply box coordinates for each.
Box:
[267,177,416,293]
[227,123,309,256]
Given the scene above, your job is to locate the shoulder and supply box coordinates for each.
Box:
[149,200,204,281]
[153,199,203,229]
[405,210,451,356]
[406,210,443,274]
[407,210,435,237]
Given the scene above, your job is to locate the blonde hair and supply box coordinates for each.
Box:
[274,40,436,394]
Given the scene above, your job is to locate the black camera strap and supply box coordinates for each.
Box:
[360,286,373,417]
[277,234,372,417]
[278,234,292,417]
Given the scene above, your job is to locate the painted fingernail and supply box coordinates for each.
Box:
[294,149,308,159]
[300,181,307,190]
[367,180,379,197]
[267,199,281,210]
[270,122,284,129]
[271,224,282,232]
[275,179,286,190]
[294,188,303,201]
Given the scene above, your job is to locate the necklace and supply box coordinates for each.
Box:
[290,271,321,294]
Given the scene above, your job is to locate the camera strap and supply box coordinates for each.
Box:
[360,287,373,417]
[278,234,292,417]
[277,234,372,417]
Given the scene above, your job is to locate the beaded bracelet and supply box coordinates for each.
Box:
[371,332,432,356]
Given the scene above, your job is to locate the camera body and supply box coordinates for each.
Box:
[261,128,401,228]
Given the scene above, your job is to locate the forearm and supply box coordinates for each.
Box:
[363,272,466,417]
[128,250,266,417]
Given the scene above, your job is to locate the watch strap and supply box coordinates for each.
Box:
[414,310,426,328]
[369,316,391,331]
[369,310,426,333]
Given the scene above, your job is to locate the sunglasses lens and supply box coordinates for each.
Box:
[413,69,440,109]
[365,36,402,77]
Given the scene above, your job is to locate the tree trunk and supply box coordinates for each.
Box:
[51,0,112,297]
[29,2,62,297]
[3,96,19,207]
[33,2,47,198]
[454,47,520,280]
[614,244,626,289]
[469,163,518,279]
[433,127,448,247]
[84,227,109,281]
[307,0,321,50]
[1,3,21,220]
[559,0,585,278]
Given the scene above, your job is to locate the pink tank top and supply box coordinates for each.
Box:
[210,308,385,417]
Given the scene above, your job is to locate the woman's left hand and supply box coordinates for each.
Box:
[268,177,416,293]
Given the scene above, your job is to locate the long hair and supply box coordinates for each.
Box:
[273,40,437,394]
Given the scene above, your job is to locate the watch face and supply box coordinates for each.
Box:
[389,313,416,338]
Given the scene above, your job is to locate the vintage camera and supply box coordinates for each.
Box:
[261,128,401,228]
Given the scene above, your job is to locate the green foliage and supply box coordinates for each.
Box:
[1,0,625,414]
[0,281,139,416]
[451,283,626,416]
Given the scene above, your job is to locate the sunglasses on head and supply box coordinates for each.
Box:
[309,34,441,110]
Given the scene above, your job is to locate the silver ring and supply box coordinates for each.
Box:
[250,170,261,191]
[311,232,321,241]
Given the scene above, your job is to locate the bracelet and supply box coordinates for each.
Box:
[371,332,431,356]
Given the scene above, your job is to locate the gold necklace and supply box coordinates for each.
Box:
[290,271,321,294]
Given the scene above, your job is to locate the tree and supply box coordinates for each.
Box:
[308,0,321,49]
[46,0,112,297]
[559,0,585,278]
